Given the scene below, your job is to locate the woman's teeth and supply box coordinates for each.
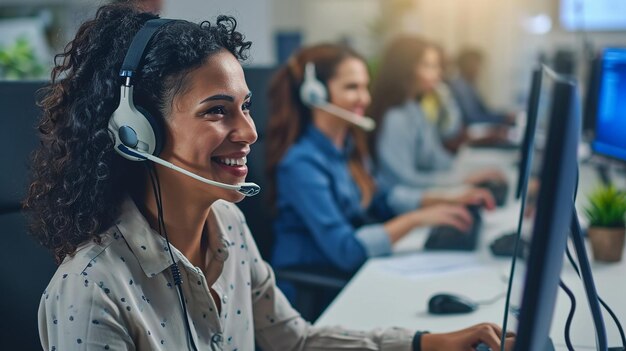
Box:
[216,157,247,166]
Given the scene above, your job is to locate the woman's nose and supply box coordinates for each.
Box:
[231,113,258,145]
[360,89,371,107]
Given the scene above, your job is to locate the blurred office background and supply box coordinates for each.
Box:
[2,0,626,349]
[2,0,626,110]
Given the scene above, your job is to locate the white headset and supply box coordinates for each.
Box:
[299,62,376,132]
[107,19,259,197]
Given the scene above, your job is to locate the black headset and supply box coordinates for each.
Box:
[107,18,206,351]
[107,18,172,161]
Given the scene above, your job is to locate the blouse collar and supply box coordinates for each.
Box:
[114,197,229,282]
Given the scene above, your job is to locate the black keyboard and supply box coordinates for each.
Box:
[477,180,509,207]
[424,206,483,251]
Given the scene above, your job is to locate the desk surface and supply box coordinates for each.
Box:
[315,147,626,350]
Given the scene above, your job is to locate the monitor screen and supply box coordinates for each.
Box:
[500,66,580,351]
[592,48,626,162]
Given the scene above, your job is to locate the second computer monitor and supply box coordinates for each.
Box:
[592,47,626,162]
[501,66,580,351]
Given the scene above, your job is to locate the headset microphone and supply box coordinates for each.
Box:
[116,144,260,197]
[300,62,376,132]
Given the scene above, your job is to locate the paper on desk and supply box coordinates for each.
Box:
[377,252,488,280]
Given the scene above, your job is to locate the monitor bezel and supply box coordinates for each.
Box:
[516,67,543,200]
[511,72,580,351]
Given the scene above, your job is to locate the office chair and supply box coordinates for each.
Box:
[0,80,58,350]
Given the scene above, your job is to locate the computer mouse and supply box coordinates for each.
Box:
[428,293,478,314]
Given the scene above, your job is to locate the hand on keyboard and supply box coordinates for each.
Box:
[412,204,474,232]
[420,323,515,351]
[476,180,509,207]
[447,187,497,210]
[424,205,483,251]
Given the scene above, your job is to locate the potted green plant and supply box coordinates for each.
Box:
[584,185,626,262]
[0,37,46,80]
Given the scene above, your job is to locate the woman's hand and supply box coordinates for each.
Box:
[464,169,507,186]
[421,323,515,351]
[452,188,496,209]
[412,204,473,232]
[424,188,496,210]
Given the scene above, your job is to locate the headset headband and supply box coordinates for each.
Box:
[120,18,176,81]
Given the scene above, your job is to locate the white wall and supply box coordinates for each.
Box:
[272,0,381,58]
[162,0,275,66]
[396,0,526,109]
[270,0,528,109]
[300,0,381,58]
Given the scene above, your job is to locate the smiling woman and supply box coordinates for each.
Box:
[24,3,513,351]
[153,50,258,204]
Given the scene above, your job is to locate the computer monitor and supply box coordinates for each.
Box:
[516,67,542,200]
[500,66,580,351]
[592,48,626,162]
[583,52,602,139]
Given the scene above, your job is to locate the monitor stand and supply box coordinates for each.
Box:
[596,163,612,185]
[570,206,609,351]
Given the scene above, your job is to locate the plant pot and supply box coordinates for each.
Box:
[587,227,626,262]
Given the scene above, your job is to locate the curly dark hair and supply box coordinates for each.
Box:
[24,3,252,263]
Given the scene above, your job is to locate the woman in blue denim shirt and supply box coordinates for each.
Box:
[265,45,496,297]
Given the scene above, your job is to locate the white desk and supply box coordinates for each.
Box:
[315,148,626,350]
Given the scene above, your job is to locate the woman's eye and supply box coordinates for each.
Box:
[242,100,252,111]
[205,106,226,116]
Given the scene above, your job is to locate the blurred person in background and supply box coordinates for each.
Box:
[417,43,464,152]
[266,43,495,308]
[449,47,515,126]
[369,35,505,191]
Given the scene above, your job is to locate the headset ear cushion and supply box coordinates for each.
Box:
[135,105,164,156]
[300,63,328,106]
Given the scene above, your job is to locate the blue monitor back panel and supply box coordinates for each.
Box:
[592,48,626,162]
